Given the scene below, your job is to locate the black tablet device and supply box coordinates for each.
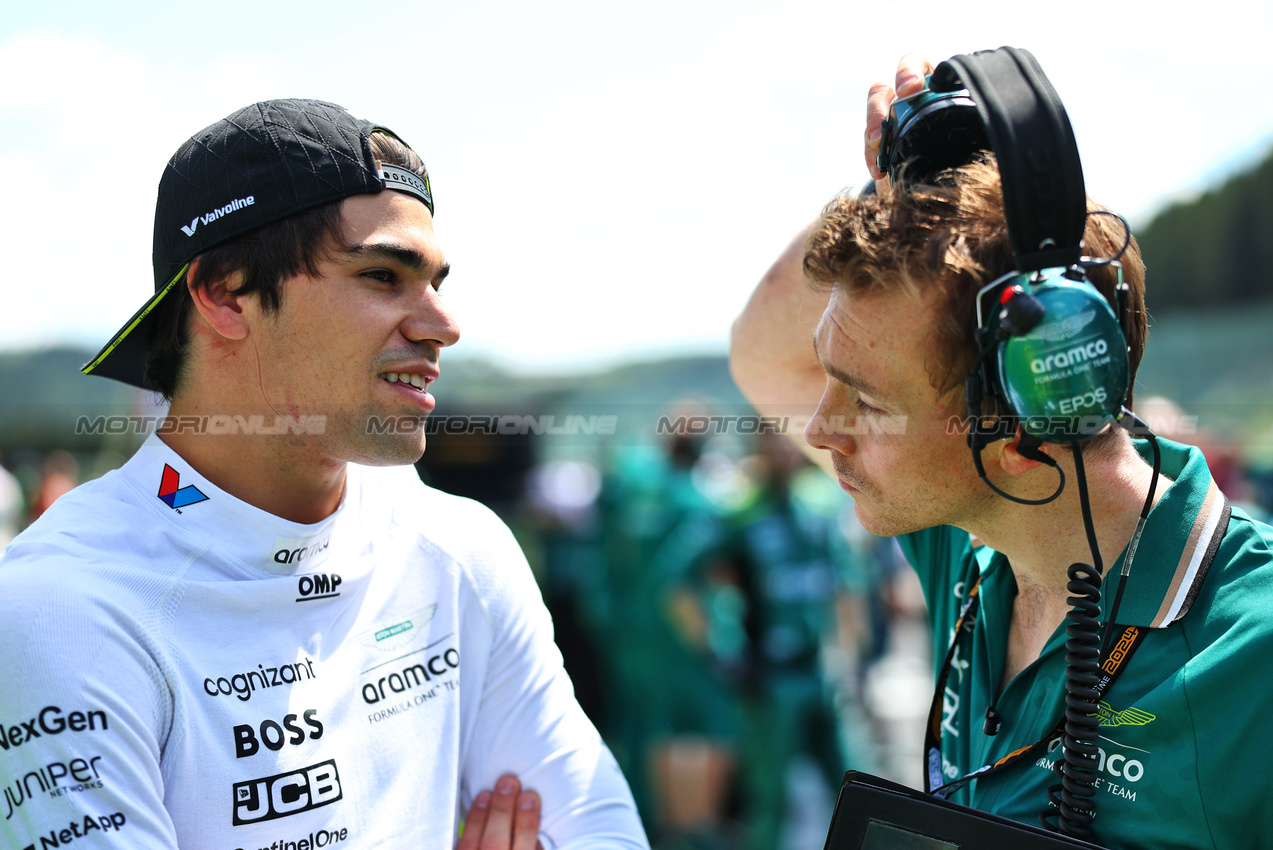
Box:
[822,772,1106,850]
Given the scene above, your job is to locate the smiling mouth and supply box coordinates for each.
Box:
[379,372,432,393]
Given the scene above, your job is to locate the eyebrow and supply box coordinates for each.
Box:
[343,241,451,281]
[811,334,892,402]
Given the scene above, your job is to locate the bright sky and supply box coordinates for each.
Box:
[4,0,1271,375]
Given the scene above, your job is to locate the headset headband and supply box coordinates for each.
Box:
[931,47,1086,272]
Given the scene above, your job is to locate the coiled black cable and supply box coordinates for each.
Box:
[1040,560,1103,837]
[1039,442,1104,839]
[1038,410,1163,839]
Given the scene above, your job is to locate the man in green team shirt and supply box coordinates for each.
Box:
[729,53,1273,849]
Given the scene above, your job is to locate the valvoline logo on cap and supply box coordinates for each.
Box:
[158,464,208,509]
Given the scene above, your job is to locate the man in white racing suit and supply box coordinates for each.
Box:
[0,98,648,850]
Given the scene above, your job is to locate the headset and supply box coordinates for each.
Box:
[880,48,1133,498]
[878,47,1159,843]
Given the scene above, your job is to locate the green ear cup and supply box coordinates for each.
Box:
[995,271,1129,442]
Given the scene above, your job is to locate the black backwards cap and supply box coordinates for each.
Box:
[82,98,434,389]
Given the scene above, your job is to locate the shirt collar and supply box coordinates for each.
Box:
[116,433,346,575]
[1105,437,1230,628]
[969,438,1229,629]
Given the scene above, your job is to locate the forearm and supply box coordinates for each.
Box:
[729,223,828,416]
[733,52,932,454]
[729,223,833,471]
[460,538,649,849]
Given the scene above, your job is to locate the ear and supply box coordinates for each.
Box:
[186,259,249,341]
[999,428,1056,475]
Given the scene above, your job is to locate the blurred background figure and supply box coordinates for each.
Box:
[523,457,609,727]
[0,452,23,548]
[512,389,932,849]
[1135,396,1267,519]
[27,449,78,523]
[660,431,879,850]
[589,402,739,850]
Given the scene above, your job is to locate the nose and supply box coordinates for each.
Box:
[403,285,461,349]
[804,384,857,456]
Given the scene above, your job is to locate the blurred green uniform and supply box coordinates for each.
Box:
[591,441,737,826]
[672,464,869,850]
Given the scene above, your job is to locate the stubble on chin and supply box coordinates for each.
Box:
[327,406,430,467]
[852,499,904,539]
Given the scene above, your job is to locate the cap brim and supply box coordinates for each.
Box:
[81,266,187,390]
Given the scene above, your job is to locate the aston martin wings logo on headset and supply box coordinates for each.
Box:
[1023,309,1097,343]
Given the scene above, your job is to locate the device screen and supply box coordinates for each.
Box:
[860,820,960,850]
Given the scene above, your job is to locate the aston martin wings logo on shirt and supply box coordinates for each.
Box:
[158,464,208,509]
[1098,701,1156,727]
[355,606,438,652]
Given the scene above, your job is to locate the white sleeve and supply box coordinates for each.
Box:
[456,520,649,850]
[0,558,179,849]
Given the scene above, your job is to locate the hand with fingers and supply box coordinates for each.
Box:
[864,52,936,191]
[457,774,543,850]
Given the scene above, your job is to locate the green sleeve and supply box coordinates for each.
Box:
[898,525,970,603]
[1180,511,1273,848]
[897,525,976,668]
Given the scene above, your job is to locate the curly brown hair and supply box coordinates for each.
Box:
[802,159,1147,418]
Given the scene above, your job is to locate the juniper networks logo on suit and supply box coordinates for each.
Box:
[4,754,107,821]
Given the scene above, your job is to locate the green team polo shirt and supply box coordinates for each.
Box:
[899,438,1273,849]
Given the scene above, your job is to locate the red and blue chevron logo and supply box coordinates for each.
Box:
[158,464,208,509]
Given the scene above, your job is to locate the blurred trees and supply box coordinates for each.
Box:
[1138,147,1273,309]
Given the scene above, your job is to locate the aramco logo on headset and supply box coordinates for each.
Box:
[1029,338,1110,375]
